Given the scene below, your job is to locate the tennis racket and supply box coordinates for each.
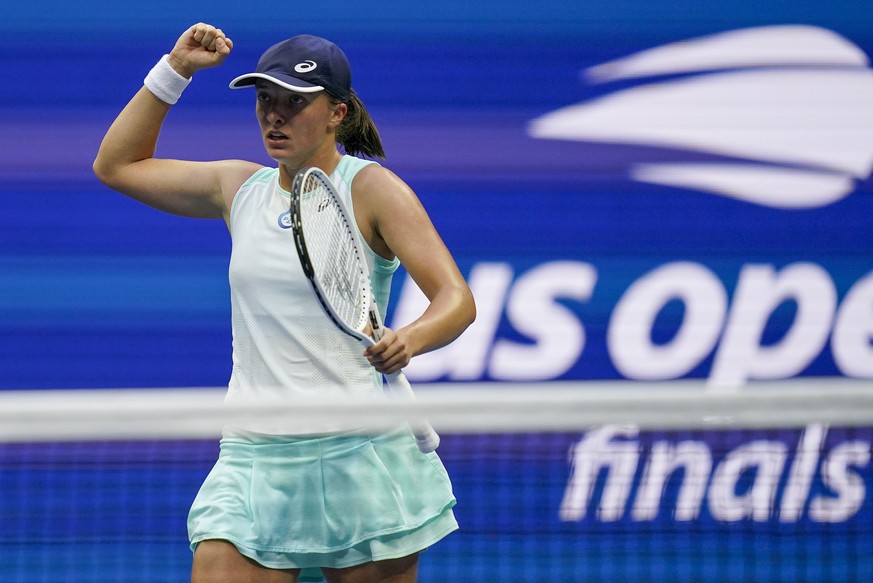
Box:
[290,166,440,453]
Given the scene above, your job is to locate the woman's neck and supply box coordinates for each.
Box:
[277,149,343,190]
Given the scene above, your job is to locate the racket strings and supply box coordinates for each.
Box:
[299,175,370,332]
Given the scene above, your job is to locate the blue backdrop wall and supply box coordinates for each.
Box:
[2,4,873,583]
[1,0,872,389]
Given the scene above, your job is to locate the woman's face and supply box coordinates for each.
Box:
[254,80,343,166]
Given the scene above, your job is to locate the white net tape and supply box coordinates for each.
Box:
[2,378,871,442]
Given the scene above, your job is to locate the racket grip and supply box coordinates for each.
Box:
[384,370,440,453]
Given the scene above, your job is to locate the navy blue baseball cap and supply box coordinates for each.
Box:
[229,35,351,102]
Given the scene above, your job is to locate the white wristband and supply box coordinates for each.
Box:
[143,55,191,105]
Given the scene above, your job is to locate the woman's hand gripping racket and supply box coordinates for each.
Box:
[290,167,440,453]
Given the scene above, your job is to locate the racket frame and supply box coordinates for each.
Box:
[289,167,440,452]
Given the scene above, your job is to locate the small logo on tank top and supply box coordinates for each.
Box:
[277,210,293,229]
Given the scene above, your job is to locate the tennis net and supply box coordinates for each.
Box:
[2,379,872,582]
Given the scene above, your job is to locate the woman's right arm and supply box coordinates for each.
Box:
[93,23,262,222]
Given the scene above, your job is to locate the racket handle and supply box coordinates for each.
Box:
[384,370,440,453]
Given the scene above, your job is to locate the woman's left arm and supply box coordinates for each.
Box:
[353,165,476,374]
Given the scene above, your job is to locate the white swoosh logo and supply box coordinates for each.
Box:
[528,25,873,209]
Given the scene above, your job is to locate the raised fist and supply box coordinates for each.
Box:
[167,23,233,78]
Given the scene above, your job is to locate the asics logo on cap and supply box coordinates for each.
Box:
[294,60,318,73]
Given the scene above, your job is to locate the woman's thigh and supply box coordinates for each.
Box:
[191,539,300,583]
[321,553,419,583]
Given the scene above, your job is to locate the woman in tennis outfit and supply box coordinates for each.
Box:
[93,22,475,583]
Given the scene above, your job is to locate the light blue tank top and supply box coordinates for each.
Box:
[224,156,400,434]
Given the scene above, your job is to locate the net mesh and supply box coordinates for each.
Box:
[2,379,872,583]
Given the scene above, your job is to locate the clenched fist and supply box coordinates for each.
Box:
[166,23,233,79]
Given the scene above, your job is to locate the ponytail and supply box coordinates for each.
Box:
[334,89,385,160]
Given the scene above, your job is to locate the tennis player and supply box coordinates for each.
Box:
[93,23,475,583]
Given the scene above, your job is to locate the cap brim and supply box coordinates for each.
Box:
[228,72,325,93]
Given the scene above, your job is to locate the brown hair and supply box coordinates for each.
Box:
[333,90,385,160]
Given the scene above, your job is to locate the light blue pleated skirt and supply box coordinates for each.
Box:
[187,426,458,582]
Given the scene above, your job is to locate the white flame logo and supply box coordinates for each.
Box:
[528,26,873,209]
